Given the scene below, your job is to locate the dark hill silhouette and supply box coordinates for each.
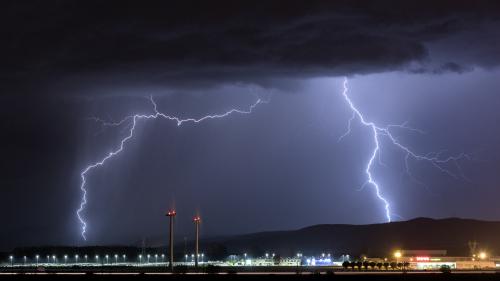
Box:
[5,218,500,260]
[191,217,500,258]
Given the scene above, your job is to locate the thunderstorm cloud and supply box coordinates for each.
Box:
[2,1,500,92]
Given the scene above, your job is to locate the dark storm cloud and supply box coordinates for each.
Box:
[409,62,473,74]
[2,0,500,92]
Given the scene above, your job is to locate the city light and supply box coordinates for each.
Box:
[394,251,402,259]
[479,252,487,260]
[1,248,497,270]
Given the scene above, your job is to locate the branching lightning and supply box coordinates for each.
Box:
[77,96,266,240]
[339,77,469,222]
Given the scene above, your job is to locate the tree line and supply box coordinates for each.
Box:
[342,260,410,271]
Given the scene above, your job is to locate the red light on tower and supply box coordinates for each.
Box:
[166,210,177,217]
[193,216,201,222]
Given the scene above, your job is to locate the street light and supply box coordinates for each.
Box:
[52,255,56,263]
[139,254,142,264]
[114,254,118,264]
[64,255,68,264]
[161,254,165,263]
[265,253,269,258]
[185,254,188,263]
[147,254,150,263]
[155,254,158,264]
[95,255,99,264]
[23,256,27,266]
[75,254,79,264]
[35,255,39,266]
[123,254,126,263]
[479,252,487,260]
[46,255,50,264]
[105,255,109,264]
[9,256,13,267]
[84,255,88,263]
[394,251,402,264]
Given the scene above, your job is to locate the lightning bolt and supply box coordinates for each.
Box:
[339,77,469,222]
[77,96,266,240]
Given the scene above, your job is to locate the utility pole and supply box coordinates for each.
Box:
[141,238,146,257]
[166,209,176,272]
[184,236,187,258]
[193,215,201,268]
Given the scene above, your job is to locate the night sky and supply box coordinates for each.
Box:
[2,1,500,250]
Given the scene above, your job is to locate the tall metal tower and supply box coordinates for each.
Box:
[193,215,201,268]
[166,209,177,271]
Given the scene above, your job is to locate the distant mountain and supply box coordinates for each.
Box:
[8,218,500,260]
[184,217,500,258]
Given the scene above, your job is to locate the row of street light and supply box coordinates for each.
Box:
[6,253,173,266]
